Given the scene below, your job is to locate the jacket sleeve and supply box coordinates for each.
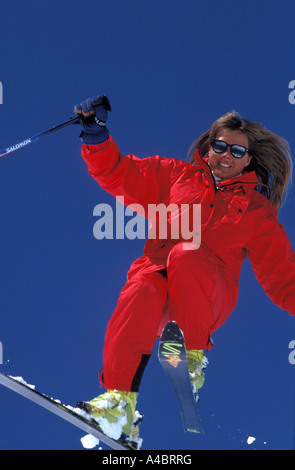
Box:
[248,201,295,316]
[81,136,179,213]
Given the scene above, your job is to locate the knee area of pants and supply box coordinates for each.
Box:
[135,276,166,298]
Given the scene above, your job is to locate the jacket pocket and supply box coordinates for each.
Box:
[220,192,250,225]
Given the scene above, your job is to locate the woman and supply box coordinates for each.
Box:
[74,95,295,445]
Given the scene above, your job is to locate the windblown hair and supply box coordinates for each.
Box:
[187,111,293,210]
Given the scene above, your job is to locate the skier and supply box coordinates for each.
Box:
[74,95,295,443]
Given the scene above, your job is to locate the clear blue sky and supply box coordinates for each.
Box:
[0,0,294,450]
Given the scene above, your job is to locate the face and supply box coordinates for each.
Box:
[208,130,252,180]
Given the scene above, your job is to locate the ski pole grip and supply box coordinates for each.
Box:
[99,95,112,112]
[90,95,111,112]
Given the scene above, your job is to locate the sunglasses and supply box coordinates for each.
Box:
[211,138,250,159]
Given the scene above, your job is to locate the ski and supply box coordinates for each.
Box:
[0,371,138,450]
[158,321,204,434]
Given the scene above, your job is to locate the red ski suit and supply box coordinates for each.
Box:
[81,137,295,392]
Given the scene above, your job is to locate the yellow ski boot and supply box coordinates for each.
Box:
[77,390,142,448]
[187,349,209,402]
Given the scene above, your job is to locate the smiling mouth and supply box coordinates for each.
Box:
[218,162,231,168]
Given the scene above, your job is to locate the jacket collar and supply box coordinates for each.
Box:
[194,149,259,191]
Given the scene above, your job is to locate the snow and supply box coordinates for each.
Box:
[80,434,100,449]
[76,391,128,442]
[65,403,124,441]
[10,376,36,390]
[78,407,143,450]
[247,436,256,445]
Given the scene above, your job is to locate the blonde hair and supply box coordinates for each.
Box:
[187,111,293,210]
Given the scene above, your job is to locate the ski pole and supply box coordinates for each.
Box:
[0,116,80,158]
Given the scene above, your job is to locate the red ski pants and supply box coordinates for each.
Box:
[102,243,238,392]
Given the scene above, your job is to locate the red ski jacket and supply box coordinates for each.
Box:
[81,137,295,317]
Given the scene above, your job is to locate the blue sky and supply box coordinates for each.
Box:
[0,0,294,450]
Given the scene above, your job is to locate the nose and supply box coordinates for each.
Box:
[221,150,231,160]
